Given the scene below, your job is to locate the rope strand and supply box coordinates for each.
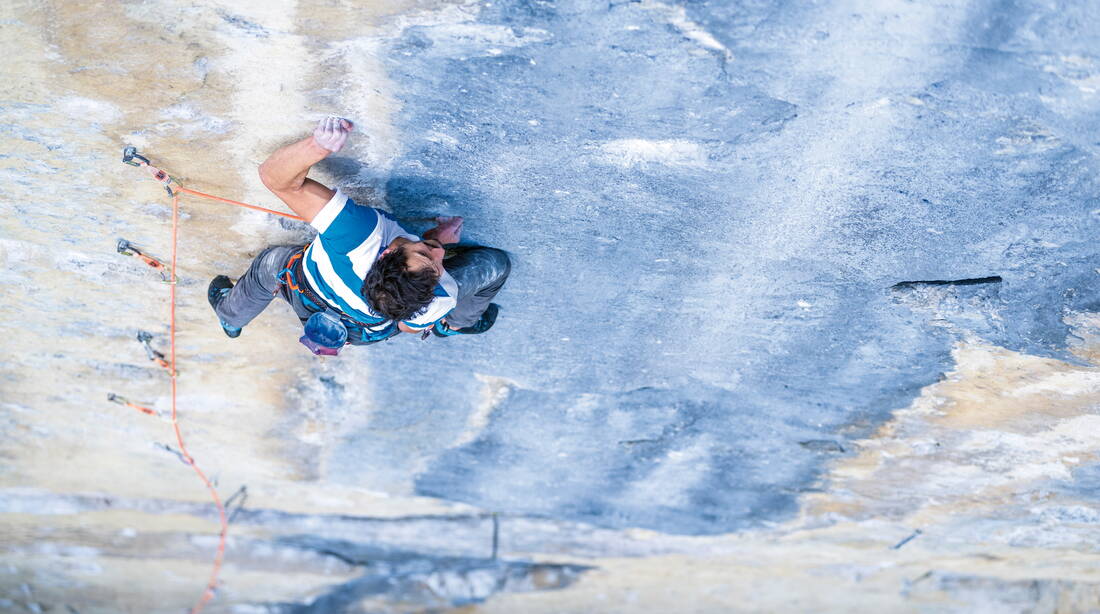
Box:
[122,151,300,613]
[176,186,304,221]
[168,192,229,614]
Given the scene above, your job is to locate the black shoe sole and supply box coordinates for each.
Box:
[208,275,233,309]
[460,303,500,335]
[208,275,241,338]
[468,303,499,334]
[431,304,500,337]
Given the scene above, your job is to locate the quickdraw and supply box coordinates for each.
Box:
[117,238,174,284]
[107,392,158,417]
[116,146,304,614]
[137,331,176,375]
[123,146,179,196]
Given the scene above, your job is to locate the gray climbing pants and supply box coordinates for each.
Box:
[441,246,511,328]
[215,244,510,331]
[215,245,312,329]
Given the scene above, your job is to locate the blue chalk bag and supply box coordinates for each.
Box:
[300,309,348,356]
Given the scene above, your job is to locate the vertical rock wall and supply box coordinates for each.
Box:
[2,0,1100,612]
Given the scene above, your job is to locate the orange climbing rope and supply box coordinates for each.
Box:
[175,185,303,220]
[120,147,303,613]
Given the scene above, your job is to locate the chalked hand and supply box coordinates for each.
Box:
[313,116,354,153]
[430,216,464,244]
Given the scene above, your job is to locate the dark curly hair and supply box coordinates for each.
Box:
[362,245,440,321]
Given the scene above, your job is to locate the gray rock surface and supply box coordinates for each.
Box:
[2,0,1100,612]
[342,0,1100,534]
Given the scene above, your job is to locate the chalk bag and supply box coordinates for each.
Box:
[300,309,348,356]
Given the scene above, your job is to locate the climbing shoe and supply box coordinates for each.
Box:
[432,303,499,337]
[207,275,242,339]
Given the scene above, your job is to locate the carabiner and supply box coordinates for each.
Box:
[122,147,178,195]
[122,146,150,167]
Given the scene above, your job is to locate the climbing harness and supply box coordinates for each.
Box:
[116,147,305,614]
[279,250,328,311]
[278,249,399,351]
[277,250,348,355]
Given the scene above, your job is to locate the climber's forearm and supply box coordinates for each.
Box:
[258,136,331,194]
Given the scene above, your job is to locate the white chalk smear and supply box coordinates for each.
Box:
[448,374,516,449]
[58,97,121,125]
[411,22,551,57]
[598,138,707,167]
[642,1,733,62]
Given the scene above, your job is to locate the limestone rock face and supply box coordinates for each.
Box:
[3,0,1100,612]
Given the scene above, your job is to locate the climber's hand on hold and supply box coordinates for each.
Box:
[312,116,354,153]
[259,117,351,222]
[424,216,464,245]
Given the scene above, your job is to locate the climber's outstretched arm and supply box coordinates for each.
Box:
[258,117,353,223]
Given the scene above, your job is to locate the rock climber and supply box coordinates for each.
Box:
[206,116,510,355]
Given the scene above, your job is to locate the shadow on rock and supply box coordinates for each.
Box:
[264,535,591,613]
